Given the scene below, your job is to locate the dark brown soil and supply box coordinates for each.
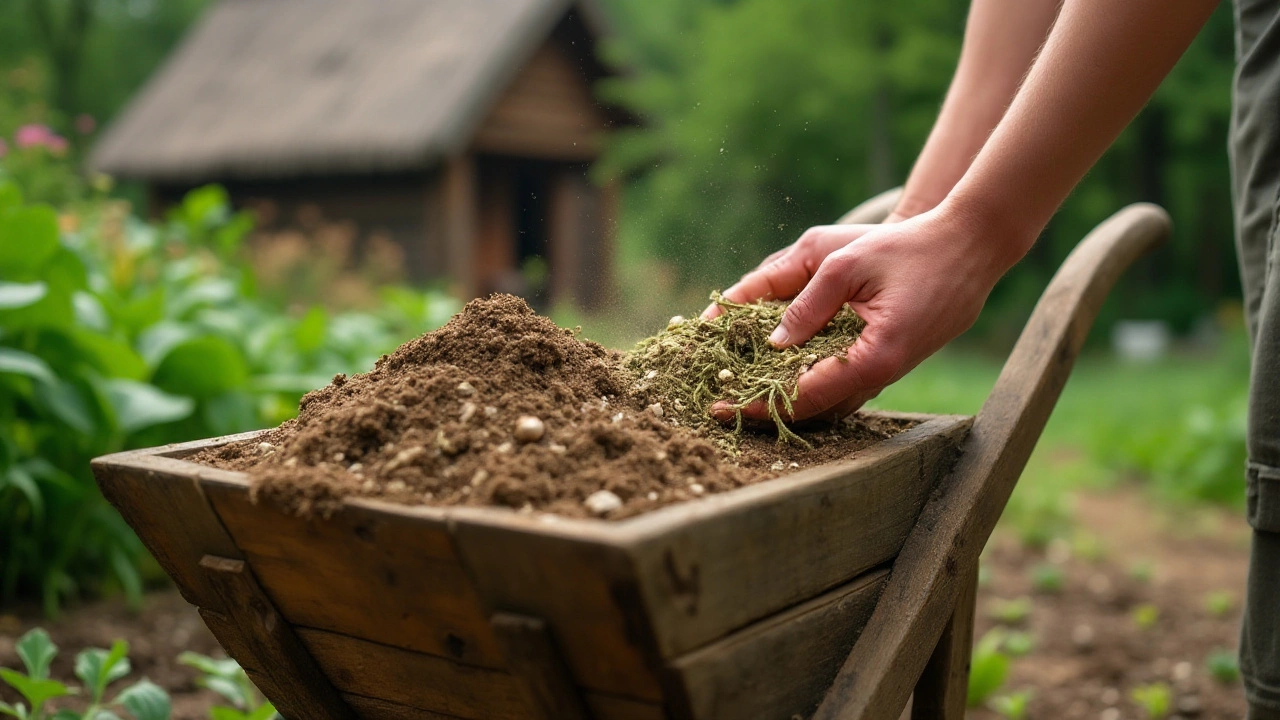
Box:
[195,294,910,519]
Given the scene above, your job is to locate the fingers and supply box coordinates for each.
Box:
[701,225,872,320]
[767,250,860,348]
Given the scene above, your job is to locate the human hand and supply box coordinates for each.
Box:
[706,202,1028,422]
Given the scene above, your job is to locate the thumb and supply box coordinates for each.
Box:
[768,252,859,348]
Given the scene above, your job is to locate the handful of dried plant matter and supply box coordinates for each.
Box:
[624,292,865,447]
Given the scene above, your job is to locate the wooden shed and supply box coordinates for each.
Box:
[91,0,627,308]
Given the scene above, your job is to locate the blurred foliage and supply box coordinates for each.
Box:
[599,0,1239,341]
[0,169,457,612]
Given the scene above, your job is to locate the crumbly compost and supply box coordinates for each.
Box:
[195,294,911,519]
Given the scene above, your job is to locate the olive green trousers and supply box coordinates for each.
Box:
[1232,1,1280,717]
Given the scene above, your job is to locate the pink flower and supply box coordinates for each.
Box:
[75,114,96,135]
[15,124,55,148]
[13,124,69,155]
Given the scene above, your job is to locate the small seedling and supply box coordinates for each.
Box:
[179,652,279,719]
[1070,531,1107,563]
[1130,682,1171,719]
[1204,590,1234,618]
[0,628,170,720]
[989,689,1033,720]
[1128,560,1155,584]
[987,596,1034,625]
[1131,603,1160,631]
[1030,563,1065,594]
[1002,631,1036,657]
[968,629,1011,708]
[1205,649,1240,685]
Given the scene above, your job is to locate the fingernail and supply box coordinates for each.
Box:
[768,325,790,347]
[700,304,716,319]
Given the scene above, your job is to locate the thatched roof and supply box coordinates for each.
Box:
[91,0,610,182]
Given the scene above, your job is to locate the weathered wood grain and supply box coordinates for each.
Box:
[201,481,506,669]
[199,555,355,720]
[910,566,979,720]
[491,613,592,720]
[814,204,1172,720]
[297,627,527,720]
[91,454,244,611]
[617,414,971,658]
[449,510,665,701]
[667,569,889,720]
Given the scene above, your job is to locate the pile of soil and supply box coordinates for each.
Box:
[197,294,909,519]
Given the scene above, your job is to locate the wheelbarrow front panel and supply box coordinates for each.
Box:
[91,412,971,720]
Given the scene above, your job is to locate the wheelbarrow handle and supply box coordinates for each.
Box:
[815,202,1171,720]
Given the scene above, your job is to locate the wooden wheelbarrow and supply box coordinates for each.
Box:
[91,193,1169,720]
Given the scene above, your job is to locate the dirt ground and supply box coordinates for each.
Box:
[0,488,1252,719]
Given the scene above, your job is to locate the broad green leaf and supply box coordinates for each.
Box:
[0,205,58,279]
[2,467,44,522]
[102,379,194,434]
[51,709,79,720]
[75,641,130,701]
[176,653,237,678]
[0,283,47,309]
[168,278,237,319]
[0,182,21,211]
[71,332,148,380]
[0,348,56,386]
[90,710,123,720]
[136,323,195,369]
[294,306,327,354]
[201,676,249,709]
[249,374,329,395]
[0,700,28,719]
[209,708,248,720]
[15,629,56,680]
[72,292,109,332]
[0,669,71,708]
[152,337,247,399]
[39,380,96,435]
[114,679,170,720]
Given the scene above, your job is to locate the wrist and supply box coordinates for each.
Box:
[935,189,1040,275]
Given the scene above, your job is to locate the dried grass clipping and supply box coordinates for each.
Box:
[624,292,865,448]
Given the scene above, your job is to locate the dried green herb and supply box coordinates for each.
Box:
[624,292,864,448]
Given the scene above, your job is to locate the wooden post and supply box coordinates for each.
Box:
[444,153,477,299]
[911,565,979,720]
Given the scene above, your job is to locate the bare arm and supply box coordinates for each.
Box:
[730,0,1219,422]
[893,0,1063,220]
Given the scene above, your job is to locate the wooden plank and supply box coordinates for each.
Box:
[490,613,591,720]
[199,555,355,720]
[911,566,979,720]
[91,453,244,611]
[201,482,505,668]
[300,627,664,720]
[297,627,527,720]
[450,512,665,702]
[617,415,971,658]
[814,204,1171,720]
[341,694,464,720]
[667,569,889,720]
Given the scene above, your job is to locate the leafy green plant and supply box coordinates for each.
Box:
[1131,603,1160,631]
[987,596,1034,626]
[0,628,170,720]
[1002,631,1035,657]
[1206,649,1240,685]
[0,176,459,611]
[1130,682,1171,719]
[968,629,1012,708]
[1205,590,1233,618]
[1128,560,1155,584]
[990,689,1033,720]
[178,653,277,720]
[1030,563,1065,594]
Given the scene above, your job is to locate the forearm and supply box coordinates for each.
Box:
[894,0,1063,220]
[944,0,1218,265]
